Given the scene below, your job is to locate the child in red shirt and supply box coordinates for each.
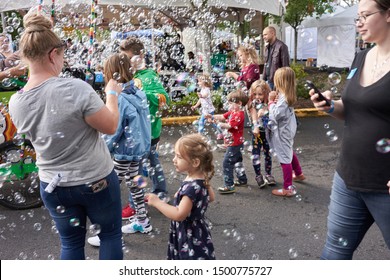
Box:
[207,90,249,194]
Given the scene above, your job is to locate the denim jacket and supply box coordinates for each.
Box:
[105,81,151,161]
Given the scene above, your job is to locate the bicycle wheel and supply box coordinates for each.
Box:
[0,140,43,210]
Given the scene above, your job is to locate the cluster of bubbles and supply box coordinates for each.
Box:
[323,123,339,142]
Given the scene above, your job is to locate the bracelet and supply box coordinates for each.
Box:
[106,90,118,96]
[326,100,335,114]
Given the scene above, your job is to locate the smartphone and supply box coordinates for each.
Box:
[305,80,331,106]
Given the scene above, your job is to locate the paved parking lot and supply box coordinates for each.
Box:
[0,116,389,260]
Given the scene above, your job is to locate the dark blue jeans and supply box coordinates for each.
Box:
[223,144,247,187]
[148,141,167,194]
[40,169,123,260]
[321,172,390,259]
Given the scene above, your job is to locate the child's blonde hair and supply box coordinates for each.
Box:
[273,67,297,106]
[103,53,133,84]
[197,73,212,88]
[227,90,249,106]
[175,134,215,188]
[249,80,271,106]
[237,44,259,65]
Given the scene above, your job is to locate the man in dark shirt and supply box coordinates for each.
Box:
[262,26,290,90]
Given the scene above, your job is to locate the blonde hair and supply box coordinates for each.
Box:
[19,14,62,61]
[274,67,297,106]
[237,45,259,65]
[197,73,212,88]
[249,80,270,106]
[103,53,133,84]
[227,90,249,106]
[175,134,215,188]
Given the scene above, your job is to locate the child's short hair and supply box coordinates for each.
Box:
[119,37,144,55]
[176,133,215,188]
[227,90,249,106]
[197,73,212,88]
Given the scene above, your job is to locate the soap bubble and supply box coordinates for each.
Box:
[338,237,348,247]
[288,247,298,259]
[133,175,147,188]
[375,138,390,153]
[326,130,339,142]
[56,205,65,213]
[69,217,80,227]
[328,72,341,86]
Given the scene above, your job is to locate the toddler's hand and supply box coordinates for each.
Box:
[145,193,159,207]
[158,94,167,108]
[268,91,277,102]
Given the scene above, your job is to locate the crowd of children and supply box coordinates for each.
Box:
[10,17,305,258]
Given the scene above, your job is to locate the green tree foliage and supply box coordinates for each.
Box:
[284,0,334,62]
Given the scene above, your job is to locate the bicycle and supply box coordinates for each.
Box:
[0,102,42,210]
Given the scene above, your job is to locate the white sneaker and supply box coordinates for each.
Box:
[87,236,125,248]
[122,218,152,234]
[87,235,100,247]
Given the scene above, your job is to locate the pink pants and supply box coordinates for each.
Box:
[280,152,303,189]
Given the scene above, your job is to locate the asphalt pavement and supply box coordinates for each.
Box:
[0,116,389,260]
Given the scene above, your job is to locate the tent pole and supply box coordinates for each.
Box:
[1,12,6,32]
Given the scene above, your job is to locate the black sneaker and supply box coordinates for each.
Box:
[234,180,247,187]
[264,175,276,186]
[255,175,266,188]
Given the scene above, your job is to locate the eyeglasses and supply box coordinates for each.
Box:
[354,10,383,24]
[48,40,67,54]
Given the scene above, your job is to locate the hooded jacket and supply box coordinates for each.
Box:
[105,81,151,161]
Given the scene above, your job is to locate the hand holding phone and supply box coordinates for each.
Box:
[305,80,331,106]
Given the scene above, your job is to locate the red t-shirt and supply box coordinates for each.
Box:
[223,111,245,146]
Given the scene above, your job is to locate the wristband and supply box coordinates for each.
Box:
[106,90,118,96]
[326,100,335,114]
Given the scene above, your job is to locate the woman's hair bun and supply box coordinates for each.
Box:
[24,13,52,33]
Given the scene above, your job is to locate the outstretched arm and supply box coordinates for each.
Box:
[146,193,193,222]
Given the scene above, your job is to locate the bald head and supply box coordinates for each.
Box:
[263,26,277,44]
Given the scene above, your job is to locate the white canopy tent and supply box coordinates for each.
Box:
[285,4,358,68]
[0,0,283,15]
[1,0,285,72]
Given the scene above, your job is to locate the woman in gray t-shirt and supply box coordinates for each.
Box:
[9,14,123,260]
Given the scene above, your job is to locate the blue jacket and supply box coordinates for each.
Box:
[105,81,151,162]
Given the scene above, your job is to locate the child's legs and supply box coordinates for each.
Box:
[222,147,235,187]
[113,159,135,208]
[261,131,272,175]
[124,162,148,223]
[210,112,223,135]
[251,133,262,176]
[280,162,293,189]
[231,144,247,183]
[198,114,206,133]
[291,152,303,176]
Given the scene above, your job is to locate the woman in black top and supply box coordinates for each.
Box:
[310,0,390,260]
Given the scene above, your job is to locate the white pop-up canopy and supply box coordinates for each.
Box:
[293,4,358,68]
[0,0,283,15]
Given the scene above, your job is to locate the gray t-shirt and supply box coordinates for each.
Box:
[9,77,113,186]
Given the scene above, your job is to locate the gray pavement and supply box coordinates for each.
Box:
[0,116,389,260]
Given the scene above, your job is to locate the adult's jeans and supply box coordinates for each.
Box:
[223,144,247,187]
[40,169,123,260]
[321,172,390,260]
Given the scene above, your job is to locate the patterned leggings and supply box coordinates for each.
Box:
[113,159,147,223]
[251,131,272,176]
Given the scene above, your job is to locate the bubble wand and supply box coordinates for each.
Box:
[38,0,43,15]
[51,0,55,26]
[87,0,98,72]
